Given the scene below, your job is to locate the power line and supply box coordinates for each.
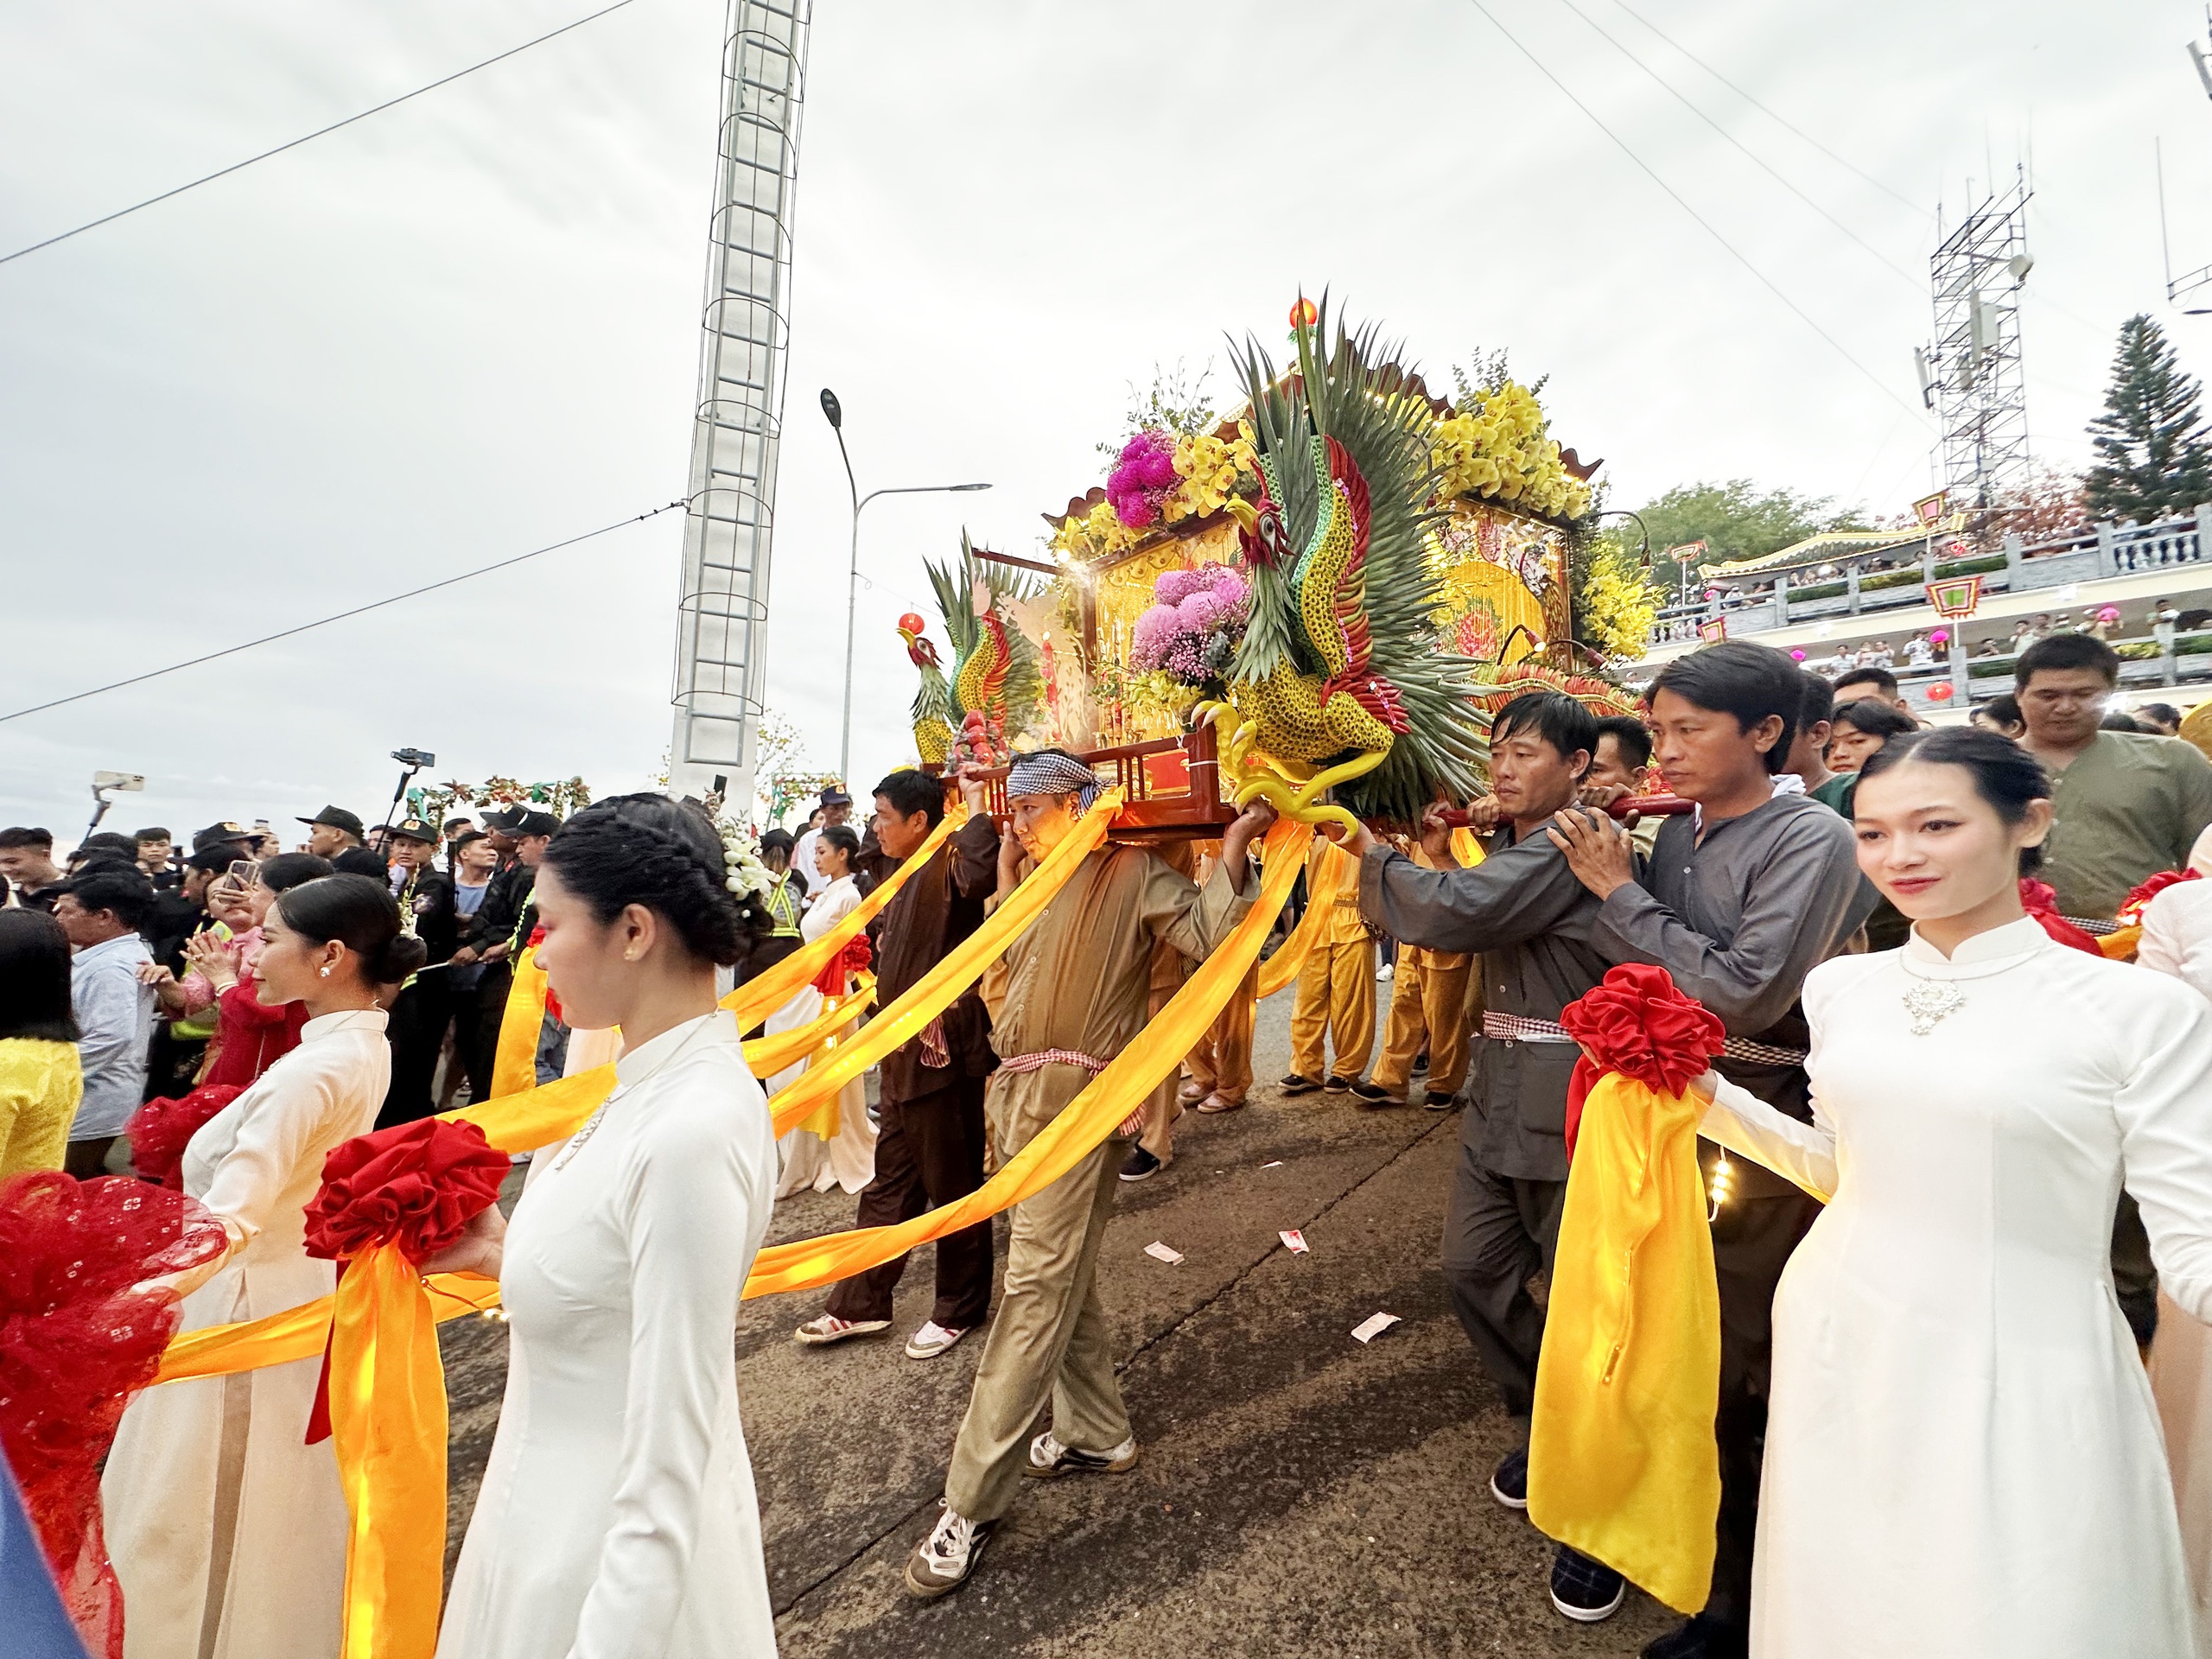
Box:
[0,499,683,723]
[1605,0,1929,219]
[1551,0,1923,293]
[0,0,638,268]
[1461,0,1932,426]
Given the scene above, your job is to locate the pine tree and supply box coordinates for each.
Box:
[2084,314,2212,521]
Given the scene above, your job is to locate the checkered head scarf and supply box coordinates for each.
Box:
[1005,749,1104,815]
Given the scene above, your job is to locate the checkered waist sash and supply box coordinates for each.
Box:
[1479,1010,1808,1068]
[996,1047,1111,1076]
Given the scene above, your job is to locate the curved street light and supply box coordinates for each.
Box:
[821,388,989,787]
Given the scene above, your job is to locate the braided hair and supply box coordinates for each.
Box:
[540,793,749,966]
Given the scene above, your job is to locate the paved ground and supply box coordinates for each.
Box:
[440,985,1679,1656]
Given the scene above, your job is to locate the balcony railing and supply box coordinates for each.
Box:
[1646,508,2211,648]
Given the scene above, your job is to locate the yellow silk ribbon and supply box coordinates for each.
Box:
[1450,825,1486,868]
[488,946,550,1100]
[724,806,965,1027]
[764,790,1120,1136]
[327,1243,448,1659]
[1255,836,1350,998]
[1528,1070,1721,1614]
[745,817,1311,1297]
[481,810,964,1100]
[152,800,1274,1385]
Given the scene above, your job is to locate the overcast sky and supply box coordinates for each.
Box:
[3,0,2208,843]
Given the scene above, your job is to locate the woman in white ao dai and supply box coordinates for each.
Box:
[1685,729,2212,1659]
[431,796,779,1659]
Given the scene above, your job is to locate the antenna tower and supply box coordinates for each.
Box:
[667,0,810,806]
[1916,175,2033,508]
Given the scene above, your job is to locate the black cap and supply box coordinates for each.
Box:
[297,805,366,839]
[819,784,853,808]
[387,817,439,845]
[512,810,562,838]
[480,807,526,835]
[184,845,241,874]
[191,820,257,854]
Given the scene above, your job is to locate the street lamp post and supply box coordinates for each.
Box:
[820,387,990,787]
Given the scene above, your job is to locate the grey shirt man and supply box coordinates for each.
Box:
[1360,824,1612,1183]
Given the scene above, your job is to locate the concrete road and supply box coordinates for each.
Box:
[441,984,1679,1657]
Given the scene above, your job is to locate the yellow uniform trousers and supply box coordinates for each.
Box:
[1183,963,1257,1105]
[1371,946,1473,1101]
[1288,893,1376,1082]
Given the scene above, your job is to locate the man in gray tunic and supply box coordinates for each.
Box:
[1351,690,1634,1624]
[1548,642,1873,1659]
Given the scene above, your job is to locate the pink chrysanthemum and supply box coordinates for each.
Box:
[1129,604,1180,671]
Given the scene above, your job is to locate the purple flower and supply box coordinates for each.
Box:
[1129,605,1180,671]
[1164,635,1211,680]
[1205,568,1249,612]
[1179,590,1228,632]
[1154,569,1202,606]
[1107,429,1179,529]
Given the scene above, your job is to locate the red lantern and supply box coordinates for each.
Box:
[1927,683,1955,702]
[896,612,927,636]
[1288,296,1319,328]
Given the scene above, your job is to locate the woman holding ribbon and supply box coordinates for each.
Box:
[766,821,876,1198]
[102,874,423,1659]
[1682,726,2212,1657]
[427,793,780,1659]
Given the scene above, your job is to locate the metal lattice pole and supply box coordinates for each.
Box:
[667,0,810,809]
[1921,175,2033,509]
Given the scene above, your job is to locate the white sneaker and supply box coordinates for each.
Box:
[1376,963,1395,982]
[904,1503,993,1599]
[1025,1428,1141,1478]
[906,1319,969,1359]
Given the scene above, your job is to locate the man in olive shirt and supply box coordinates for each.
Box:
[2017,630,2212,1351]
[2018,632,2212,920]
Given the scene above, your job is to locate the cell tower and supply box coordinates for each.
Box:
[1915,175,2034,509]
[667,0,810,806]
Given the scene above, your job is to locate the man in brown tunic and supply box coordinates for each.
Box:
[905,749,1275,1599]
[796,767,1002,1358]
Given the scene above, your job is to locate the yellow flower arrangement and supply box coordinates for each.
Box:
[1163,429,1258,524]
[1431,381,1591,521]
[1050,498,1141,563]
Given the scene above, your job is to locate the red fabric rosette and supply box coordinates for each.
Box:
[124,1084,243,1191]
[304,1116,512,1268]
[2119,868,2201,928]
[298,1118,512,1656]
[2018,878,2106,957]
[810,929,873,998]
[0,1172,226,1659]
[1557,964,1726,1160]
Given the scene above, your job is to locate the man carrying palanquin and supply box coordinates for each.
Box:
[905,748,1275,1600]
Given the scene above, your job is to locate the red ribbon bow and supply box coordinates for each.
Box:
[810,930,873,998]
[124,1084,243,1191]
[1557,964,1727,1160]
[2018,878,2106,957]
[2119,868,2201,928]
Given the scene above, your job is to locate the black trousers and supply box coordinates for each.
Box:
[469,962,513,1102]
[378,974,455,1128]
[1704,1182,1821,1630]
[1440,1128,1566,1425]
[823,1076,993,1329]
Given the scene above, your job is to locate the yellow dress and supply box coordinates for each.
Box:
[0,1037,81,1176]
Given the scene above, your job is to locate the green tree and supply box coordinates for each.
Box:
[1626,480,1853,598]
[2085,314,2212,522]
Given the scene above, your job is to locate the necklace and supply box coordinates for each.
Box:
[1899,976,1967,1036]
[548,1018,714,1172]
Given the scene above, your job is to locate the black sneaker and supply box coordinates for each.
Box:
[1640,1615,1748,1659]
[1549,1545,1625,1623]
[1412,1050,1430,1075]
[1348,1080,1398,1108]
[1119,1146,1162,1183]
[1322,1073,1355,1093]
[1489,1446,1529,1510]
[1279,1072,1322,1096]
